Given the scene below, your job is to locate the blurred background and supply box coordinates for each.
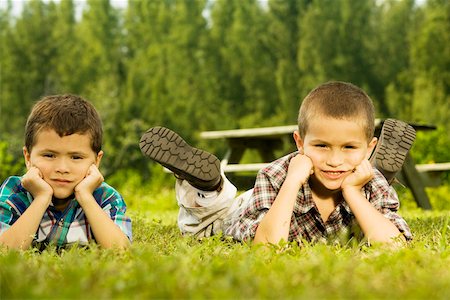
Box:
[0,0,448,195]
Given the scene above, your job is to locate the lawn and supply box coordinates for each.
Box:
[1,179,449,299]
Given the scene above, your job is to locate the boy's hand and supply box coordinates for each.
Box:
[74,164,104,199]
[286,153,314,185]
[21,166,53,200]
[341,159,373,191]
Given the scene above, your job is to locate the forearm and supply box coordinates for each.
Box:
[0,196,50,249]
[343,188,405,244]
[253,180,300,245]
[77,193,130,249]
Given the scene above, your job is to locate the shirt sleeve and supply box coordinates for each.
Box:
[0,177,30,235]
[368,170,412,240]
[0,192,14,234]
[94,183,133,242]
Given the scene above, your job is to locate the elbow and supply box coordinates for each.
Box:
[114,238,131,249]
[100,236,131,250]
[0,237,32,250]
[253,225,270,245]
[367,233,407,248]
[253,226,286,246]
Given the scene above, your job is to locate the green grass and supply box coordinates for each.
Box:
[1,178,450,299]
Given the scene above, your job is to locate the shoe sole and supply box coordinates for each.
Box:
[371,119,416,181]
[139,127,221,189]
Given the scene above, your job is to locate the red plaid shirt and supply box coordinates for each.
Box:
[229,152,412,243]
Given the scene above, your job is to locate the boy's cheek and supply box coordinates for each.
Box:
[29,161,42,172]
[83,165,94,178]
[350,154,368,167]
[303,151,319,165]
[24,156,35,170]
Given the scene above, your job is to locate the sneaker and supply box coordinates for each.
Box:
[139,126,222,191]
[370,119,416,184]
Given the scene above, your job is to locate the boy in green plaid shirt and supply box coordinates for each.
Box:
[0,95,131,250]
[140,81,413,246]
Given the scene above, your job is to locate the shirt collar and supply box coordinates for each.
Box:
[293,181,357,216]
[48,197,78,213]
[293,182,316,214]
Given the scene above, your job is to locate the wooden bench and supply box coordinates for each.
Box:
[200,120,438,210]
[415,162,450,187]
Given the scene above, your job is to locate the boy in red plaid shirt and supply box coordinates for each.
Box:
[140,81,413,245]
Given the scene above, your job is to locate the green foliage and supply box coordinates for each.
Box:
[410,0,450,129]
[406,126,450,188]
[396,184,450,211]
[106,165,178,213]
[298,0,387,111]
[411,126,450,164]
[0,141,24,180]
[0,0,448,180]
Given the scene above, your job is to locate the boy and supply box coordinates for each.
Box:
[0,94,131,250]
[140,81,413,245]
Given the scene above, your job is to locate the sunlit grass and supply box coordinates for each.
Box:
[1,174,449,299]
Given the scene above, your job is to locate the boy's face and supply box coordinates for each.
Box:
[23,129,103,200]
[294,116,376,192]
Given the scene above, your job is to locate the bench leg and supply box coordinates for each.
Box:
[401,154,432,210]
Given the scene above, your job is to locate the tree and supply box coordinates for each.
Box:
[49,0,79,93]
[410,0,449,134]
[297,0,391,115]
[267,0,310,123]
[120,0,216,176]
[209,0,278,127]
[375,0,416,120]
[74,0,128,176]
[0,0,58,154]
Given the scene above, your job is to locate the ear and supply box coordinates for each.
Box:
[23,146,31,169]
[95,150,104,167]
[293,131,304,154]
[366,137,378,159]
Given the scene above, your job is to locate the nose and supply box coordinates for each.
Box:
[326,149,344,167]
[55,157,70,173]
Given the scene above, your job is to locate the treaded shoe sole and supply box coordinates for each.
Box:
[139,126,221,190]
[371,119,416,183]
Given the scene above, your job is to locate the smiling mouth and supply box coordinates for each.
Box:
[325,171,344,175]
[322,170,349,178]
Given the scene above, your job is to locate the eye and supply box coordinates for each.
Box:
[344,145,357,149]
[71,155,84,160]
[42,153,55,158]
[314,144,327,148]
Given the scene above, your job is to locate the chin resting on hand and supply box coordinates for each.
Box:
[341,159,374,191]
[21,167,53,199]
[74,164,104,196]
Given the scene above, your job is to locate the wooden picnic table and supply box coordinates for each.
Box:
[200,119,438,210]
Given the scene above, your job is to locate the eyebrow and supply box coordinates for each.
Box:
[37,149,89,155]
[309,139,364,145]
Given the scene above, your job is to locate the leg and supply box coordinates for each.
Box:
[176,176,238,237]
[370,119,416,184]
[139,126,237,237]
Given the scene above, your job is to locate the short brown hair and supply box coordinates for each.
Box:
[298,81,375,141]
[24,94,103,153]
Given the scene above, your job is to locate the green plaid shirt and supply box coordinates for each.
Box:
[0,176,132,248]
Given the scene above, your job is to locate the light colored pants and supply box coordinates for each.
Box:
[175,175,253,238]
